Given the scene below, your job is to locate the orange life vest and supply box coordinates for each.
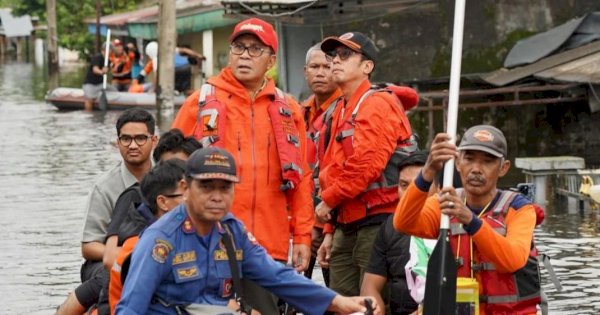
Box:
[334,87,417,209]
[449,189,542,314]
[305,98,338,171]
[191,84,303,191]
[109,236,138,315]
[109,52,132,82]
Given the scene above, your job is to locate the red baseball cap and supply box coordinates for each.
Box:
[113,39,123,47]
[229,18,278,54]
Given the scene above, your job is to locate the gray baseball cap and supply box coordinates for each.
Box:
[458,125,507,158]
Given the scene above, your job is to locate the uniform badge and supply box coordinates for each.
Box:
[152,239,173,264]
[222,278,233,297]
[173,251,197,265]
[214,249,243,261]
[176,266,199,279]
[182,217,195,234]
[247,231,258,245]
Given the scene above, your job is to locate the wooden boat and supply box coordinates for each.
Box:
[45,87,187,111]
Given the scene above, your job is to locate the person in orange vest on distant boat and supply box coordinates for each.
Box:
[314,31,415,297]
[171,17,314,314]
[109,39,134,92]
[394,125,543,315]
[301,43,342,285]
[129,42,205,95]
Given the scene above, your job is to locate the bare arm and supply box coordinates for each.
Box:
[103,235,120,270]
[360,273,387,314]
[81,241,105,261]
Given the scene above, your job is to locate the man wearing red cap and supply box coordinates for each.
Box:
[172,18,313,313]
[315,32,414,297]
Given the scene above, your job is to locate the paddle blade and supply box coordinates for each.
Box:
[98,89,108,111]
[423,228,457,315]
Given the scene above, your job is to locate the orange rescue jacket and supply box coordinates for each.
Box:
[394,179,538,315]
[302,90,342,229]
[109,236,138,315]
[319,79,412,224]
[109,52,133,83]
[172,67,314,261]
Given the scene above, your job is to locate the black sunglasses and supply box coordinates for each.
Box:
[325,47,362,61]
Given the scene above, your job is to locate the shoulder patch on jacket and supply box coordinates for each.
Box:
[509,193,532,211]
[154,207,187,236]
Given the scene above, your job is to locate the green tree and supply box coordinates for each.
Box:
[6,0,145,59]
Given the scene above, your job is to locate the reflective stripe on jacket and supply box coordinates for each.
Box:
[172,67,313,261]
[319,79,413,224]
[394,177,539,315]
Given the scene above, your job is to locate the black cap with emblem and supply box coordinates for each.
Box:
[186,147,239,183]
[320,31,379,62]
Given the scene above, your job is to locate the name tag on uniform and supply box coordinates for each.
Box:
[172,251,196,265]
[214,249,243,261]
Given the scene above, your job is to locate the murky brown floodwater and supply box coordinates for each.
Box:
[0,60,598,314]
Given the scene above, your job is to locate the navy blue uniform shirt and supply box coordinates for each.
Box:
[116,205,336,314]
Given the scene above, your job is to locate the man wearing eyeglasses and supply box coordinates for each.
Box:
[172,18,313,313]
[315,32,413,297]
[56,108,157,315]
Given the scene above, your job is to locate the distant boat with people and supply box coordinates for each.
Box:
[45,87,187,111]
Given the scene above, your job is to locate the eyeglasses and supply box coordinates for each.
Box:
[118,134,152,146]
[163,193,183,199]
[230,43,269,57]
[325,47,361,61]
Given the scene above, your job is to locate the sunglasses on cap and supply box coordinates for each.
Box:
[325,46,363,61]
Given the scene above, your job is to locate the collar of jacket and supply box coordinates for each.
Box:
[208,66,277,103]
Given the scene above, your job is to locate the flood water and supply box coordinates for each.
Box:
[0,60,599,314]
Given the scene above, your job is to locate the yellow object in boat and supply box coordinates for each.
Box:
[456,277,479,315]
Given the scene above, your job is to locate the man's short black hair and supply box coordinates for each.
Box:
[140,159,186,214]
[116,108,156,136]
[398,150,428,171]
[153,128,203,162]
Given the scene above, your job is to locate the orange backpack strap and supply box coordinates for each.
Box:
[268,88,304,191]
[193,84,226,148]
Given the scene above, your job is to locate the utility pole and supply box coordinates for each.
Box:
[95,0,102,53]
[46,0,59,87]
[156,0,176,119]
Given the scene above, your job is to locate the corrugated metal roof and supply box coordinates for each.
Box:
[504,12,600,69]
[86,0,234,38]
[535,51,600,84]
[0,9,33,37]
[221,0,432,23]
[481,41,600,86]
[84,6,158,26]
[128,6,237,39]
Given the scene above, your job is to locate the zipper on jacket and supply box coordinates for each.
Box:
[266,133,271,184]
[237,132,242,182]
[250,100,258,234]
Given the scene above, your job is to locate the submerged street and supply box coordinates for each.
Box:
[0,61,599,314]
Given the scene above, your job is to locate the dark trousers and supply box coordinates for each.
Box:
[304,227,330,287]
[74,260,109,309]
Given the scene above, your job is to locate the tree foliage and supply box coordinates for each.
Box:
[4,0,146,59]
